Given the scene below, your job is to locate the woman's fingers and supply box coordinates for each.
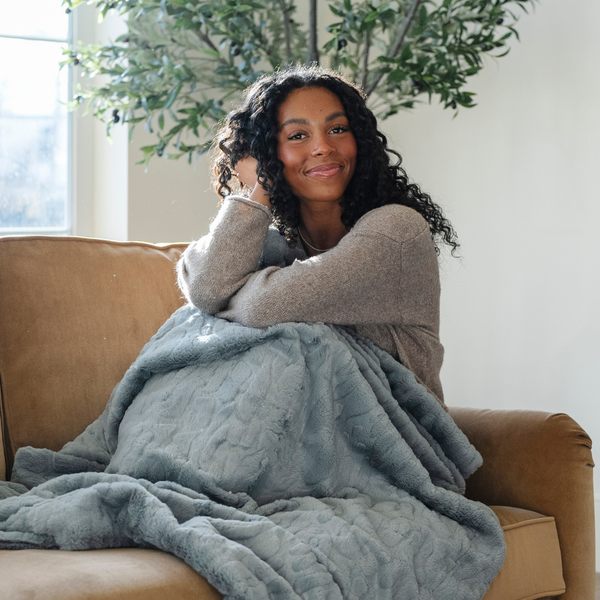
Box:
[234,156,272,210]
[234,156,259,188]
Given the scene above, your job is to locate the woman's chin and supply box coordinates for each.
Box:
[293,183,350,206]
[297,193,346,207]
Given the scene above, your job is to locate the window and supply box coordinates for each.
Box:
[0,2,71,235]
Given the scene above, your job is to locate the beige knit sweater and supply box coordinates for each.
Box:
[177,196,445,406]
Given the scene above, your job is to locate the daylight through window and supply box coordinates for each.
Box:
[0,2,71,234]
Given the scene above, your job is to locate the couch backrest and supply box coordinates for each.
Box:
[0,236,189,479]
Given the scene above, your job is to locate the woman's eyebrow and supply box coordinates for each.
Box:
[280,112,348,130]
[325,111,346,122]
[280,118,309,129]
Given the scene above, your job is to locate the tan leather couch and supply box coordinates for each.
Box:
[0,235,594,600]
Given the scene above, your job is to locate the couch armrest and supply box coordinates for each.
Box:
[449,407,595,600]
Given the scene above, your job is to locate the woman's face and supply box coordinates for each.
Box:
[276,86,357,207]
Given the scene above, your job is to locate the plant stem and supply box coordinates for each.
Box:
[360,30,371,90]
[194,28,229,67]
[364,0,423,96]
[306,0,319,65]
[277,0,292,63]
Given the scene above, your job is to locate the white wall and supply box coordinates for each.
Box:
[127,128,216,243]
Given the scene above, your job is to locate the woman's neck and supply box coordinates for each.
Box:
[299,201,348,256]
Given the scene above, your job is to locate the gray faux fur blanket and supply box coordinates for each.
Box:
[0,306,505,599]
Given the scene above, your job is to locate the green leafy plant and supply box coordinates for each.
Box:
[62,0,535,165]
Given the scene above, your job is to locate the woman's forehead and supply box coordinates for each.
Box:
[278,87,346,128]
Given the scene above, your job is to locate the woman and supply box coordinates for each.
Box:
[2,69,506,600]
[177,65,458,407]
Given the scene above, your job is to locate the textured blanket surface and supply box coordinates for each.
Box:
[0,304,505,599]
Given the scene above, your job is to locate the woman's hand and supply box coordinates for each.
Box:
[234,156,272,210]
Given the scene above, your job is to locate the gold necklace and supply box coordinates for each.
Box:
[298,228,331,253]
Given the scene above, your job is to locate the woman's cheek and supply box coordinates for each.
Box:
[279,148,302,189]
[278,144,297,169]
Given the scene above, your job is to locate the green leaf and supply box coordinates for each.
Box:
[201,48,222,58]
[164,84,182,109]
[400,45,413,62]
[387,69,407,83]
[140,144,157,155]
[418,5,428,28]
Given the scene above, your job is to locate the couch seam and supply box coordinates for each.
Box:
[0,236,189,250]
[0,366,12,479]
[515,589,566,600]
[501,516,556,532]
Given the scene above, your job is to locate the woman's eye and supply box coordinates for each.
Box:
[288,132,306,140]
[331,125,349,134]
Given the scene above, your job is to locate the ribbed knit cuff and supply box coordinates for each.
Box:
[226,195,272,220]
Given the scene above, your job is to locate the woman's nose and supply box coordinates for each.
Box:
[310,133,334,156]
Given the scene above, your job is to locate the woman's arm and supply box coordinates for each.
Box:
[177,196,272,315]
[178,199,440,332]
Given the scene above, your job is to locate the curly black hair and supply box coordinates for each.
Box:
[213,65,459,254]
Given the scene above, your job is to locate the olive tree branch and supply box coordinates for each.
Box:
[360,30,371,90]
[194,27,229,67]
[277,0,293,63]
[306,0,319,65]
[364,0,423,96]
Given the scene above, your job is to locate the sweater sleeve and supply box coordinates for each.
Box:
[178,197,439,331]
[177,196,272,315]
[217,229,406,327]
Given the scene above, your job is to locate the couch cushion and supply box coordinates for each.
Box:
[0,506,564,600]
[0,548,221,600]
[484,506,565,600]
[0,236,188,476]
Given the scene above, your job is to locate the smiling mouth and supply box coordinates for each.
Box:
[307,163,343,177]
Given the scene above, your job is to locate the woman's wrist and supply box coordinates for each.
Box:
[234,155,272,210]
[249,181,272,210]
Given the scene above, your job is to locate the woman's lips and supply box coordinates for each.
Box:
[307,163,343,177]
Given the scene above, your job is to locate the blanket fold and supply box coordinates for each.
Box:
[0,305,505,599]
